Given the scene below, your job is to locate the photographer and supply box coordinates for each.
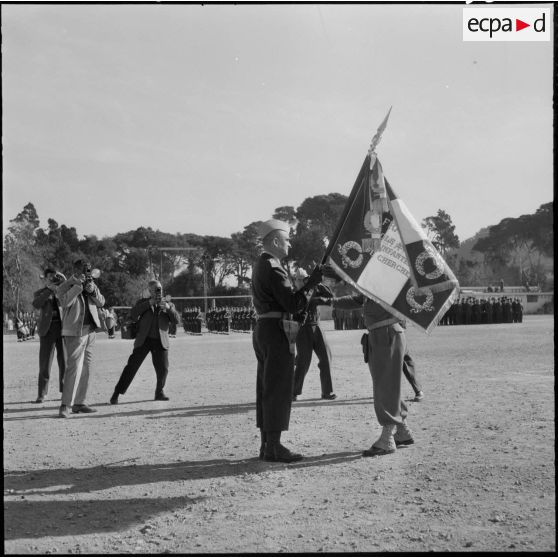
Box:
[110,280,180,404]
[57,259,105,418]
[32,268,67,403]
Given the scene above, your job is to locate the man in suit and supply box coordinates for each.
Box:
[110,280,180,404]
[251,219,322,462]
[32,268,66,403]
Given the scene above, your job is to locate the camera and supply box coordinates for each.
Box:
[81,263,101,284]
[51,272,65,286]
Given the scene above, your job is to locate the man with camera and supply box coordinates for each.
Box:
[57,259,105,418]
[32,268,67,403]
[110,280,180,404]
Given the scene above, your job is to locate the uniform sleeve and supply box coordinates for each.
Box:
[332,293,364,310]
[268,263,311,315]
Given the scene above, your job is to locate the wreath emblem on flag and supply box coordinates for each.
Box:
[406,286,434,313]
[415,247,445,280]
[337,241,363,269]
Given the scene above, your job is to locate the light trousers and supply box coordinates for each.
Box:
[61,331,96,406]
[367,324,408,427]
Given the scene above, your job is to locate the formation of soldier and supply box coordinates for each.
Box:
[229,306,257,333]
[440,296,524,325]
[181,307,203,334]
[13,311,38,341]
[206,307,231,333]
[332,308,365,330]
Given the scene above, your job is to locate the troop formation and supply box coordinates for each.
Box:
[332,308,365,330]
[440,296,524,325]
[181,307,203,334]
[205,306,256,333]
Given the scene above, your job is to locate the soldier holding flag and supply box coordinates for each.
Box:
[318,109,458,455]
[251,219,323,463]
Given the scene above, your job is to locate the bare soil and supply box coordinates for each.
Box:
[3,315,555,554]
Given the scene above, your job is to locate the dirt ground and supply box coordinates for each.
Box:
[3,315,555,555]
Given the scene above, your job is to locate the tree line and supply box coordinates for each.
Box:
[3,198,553,315]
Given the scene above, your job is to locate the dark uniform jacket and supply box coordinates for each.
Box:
[251,253,310,316]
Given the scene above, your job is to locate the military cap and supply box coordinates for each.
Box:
[258,219,290,239]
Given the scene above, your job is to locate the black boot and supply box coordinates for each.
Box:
[263,431,303,463]
[259,430,267,460]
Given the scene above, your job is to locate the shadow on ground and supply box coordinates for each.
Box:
[4,495,201,540]
[5,451,363,497]
[3,397,374,422]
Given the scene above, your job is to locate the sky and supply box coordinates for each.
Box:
[2,3,554,243]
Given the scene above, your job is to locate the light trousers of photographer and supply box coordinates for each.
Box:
[61,331,96,406]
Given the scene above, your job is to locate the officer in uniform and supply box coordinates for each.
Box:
[292,268,336,401]
[251,219,322,463]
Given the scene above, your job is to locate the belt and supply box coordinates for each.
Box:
[257,311,289,320]
[367,318,400,331]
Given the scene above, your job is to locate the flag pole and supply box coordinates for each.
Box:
[320,107,393,265]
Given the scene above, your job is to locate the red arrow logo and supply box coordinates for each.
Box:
[516,19,530,31]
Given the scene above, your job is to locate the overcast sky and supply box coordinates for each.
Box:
[2,3,553,242]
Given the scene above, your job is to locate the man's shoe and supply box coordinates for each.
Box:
[58,405,69,418]
[155,393,170,401]
[321,393,337,400]
[414,391,424,402]
[71,404,97,414]
[363,425,397,457]
[362,445,396,457]
[35,397,44,404]
[264,443,303,463]
[110,392,119,405]
[394,421,414,446]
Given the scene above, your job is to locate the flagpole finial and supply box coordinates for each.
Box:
[368,106,392,156]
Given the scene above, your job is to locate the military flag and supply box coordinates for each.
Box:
[323,152,459,334]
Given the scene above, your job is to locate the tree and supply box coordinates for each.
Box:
[473,204,553,285]
[272,206,297,228]
[3,203,43,313]
[289,193,348,270]
[422,209,460,258]
[230,221,263,286]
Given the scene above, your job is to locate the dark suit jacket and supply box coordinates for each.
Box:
[32,287,63,337]
[130,298,180,350]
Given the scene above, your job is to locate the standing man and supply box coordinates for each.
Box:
[110,280,180,404]
[292,268,336,401]
[32,268,66,403]
[57,260,105,418]
[324,275,414,456]
[251,219,322,463]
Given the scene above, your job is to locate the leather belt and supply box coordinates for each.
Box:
[367,318,400,331]
[257,311,289,320]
